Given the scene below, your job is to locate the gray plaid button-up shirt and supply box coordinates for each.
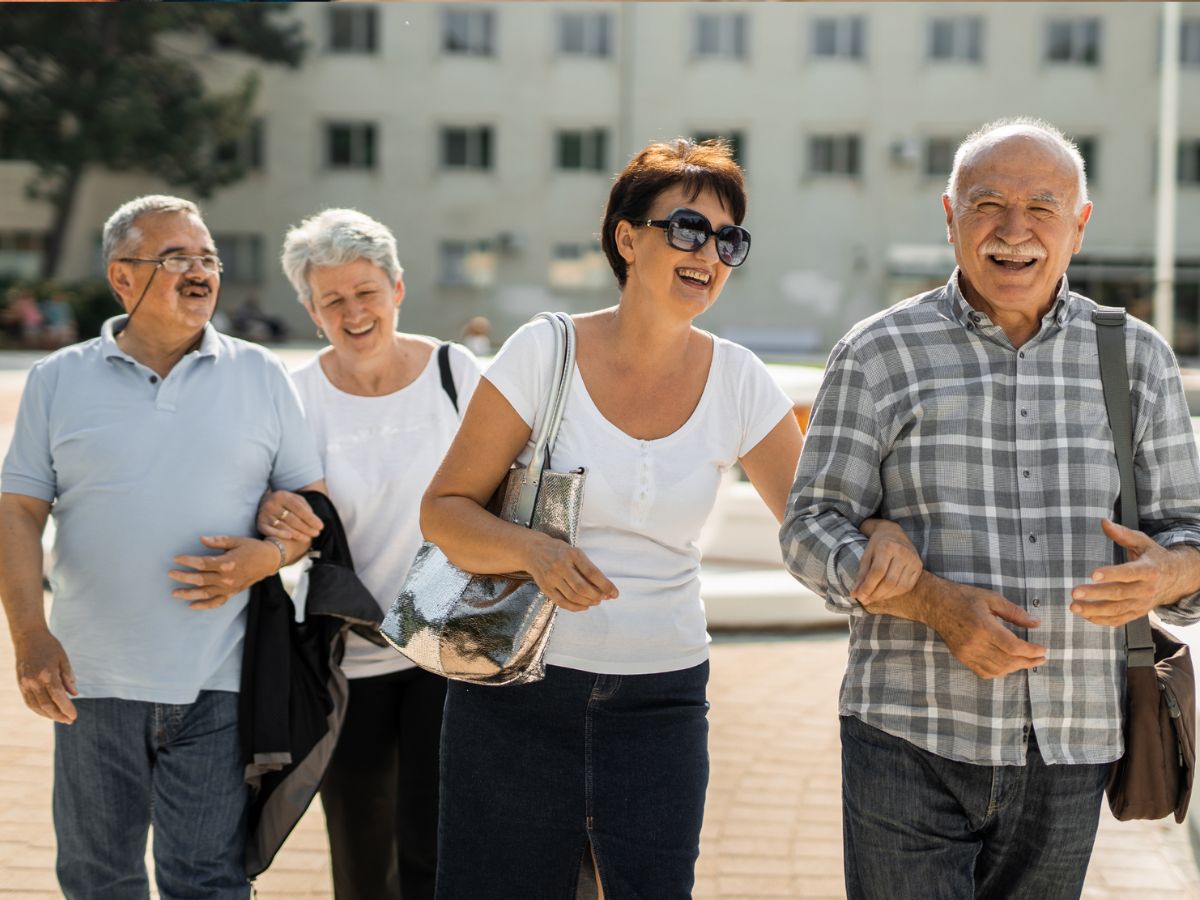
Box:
[781,272,1200,766]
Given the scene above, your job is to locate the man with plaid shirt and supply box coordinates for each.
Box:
[781,118,1200,899]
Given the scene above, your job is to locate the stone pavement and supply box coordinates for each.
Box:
[1,624,1197,899]
[0,354,1197,898]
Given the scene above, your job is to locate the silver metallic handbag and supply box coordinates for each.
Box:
[379,312,584,686]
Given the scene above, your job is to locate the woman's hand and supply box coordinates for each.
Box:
[257,490,323,542]
[525,532,619,613]
[851,519,922,605]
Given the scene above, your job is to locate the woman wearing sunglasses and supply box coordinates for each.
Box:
[422,139,920,897]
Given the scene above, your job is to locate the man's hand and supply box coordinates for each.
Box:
[852,519,923,604]
[257,490,322,542]
[861,572,1047,680]
[169,535,280,610]
[1070,519,1200,627]
[13,629,77,724]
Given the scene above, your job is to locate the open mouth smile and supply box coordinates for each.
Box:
[344,322,376,336]
[987,255,1039,270]
[677,267,712,287]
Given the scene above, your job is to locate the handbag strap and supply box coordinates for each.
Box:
[1093,307,1156,669]
[511,312,577,526]
[437,342,458,414]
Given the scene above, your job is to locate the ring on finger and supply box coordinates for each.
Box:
[270,517,281,527]
[279,508,290,521]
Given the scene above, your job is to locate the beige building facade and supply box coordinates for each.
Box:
[2,2,1199,353]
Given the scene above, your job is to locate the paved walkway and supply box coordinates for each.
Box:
[1,625,1197,899]
[0,355,1197,897]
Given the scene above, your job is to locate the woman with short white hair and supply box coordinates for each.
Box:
[262,208,481,899]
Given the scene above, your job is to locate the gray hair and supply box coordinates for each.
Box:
[946,117,1089,211]
[101,195,202,265]
[280,209,403,307]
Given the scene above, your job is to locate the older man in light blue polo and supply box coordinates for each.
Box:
[0,195,325,899]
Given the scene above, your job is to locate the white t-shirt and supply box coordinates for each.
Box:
[485,317,793,675]
[292,340,482,678]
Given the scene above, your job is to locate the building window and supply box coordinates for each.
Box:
[212,233,264,284]
[325,122,377,170]
[1074,136,1098,186]
[811,16,865,60]
[548,243,607,290]
[1045,19,1101,65]
[808,135,862,177]
[1182,20,1200,65]
[694,13,748,60]
[439,240,497,287]
[922,137,956,177]
[215,118,264,171]
[1180,140,1200,186]
[443,8,495,56]
[328,7,378,54]
[0,230,44,278]
[558,11,611,57]
[694,131,745,167]
[556,128,608,172]
[441,126,493,170]
[927,17,983,62]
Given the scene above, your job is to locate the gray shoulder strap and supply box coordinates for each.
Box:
[1092,307,1154,667]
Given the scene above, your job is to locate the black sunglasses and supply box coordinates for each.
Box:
[639,208,752,267]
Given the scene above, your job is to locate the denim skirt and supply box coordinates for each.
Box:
[436,661,710,900]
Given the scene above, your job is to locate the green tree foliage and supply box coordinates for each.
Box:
[0,5,306,277]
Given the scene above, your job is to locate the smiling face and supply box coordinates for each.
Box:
[305,258,403,359]
[944,131,1092,320]
[616,184,736,318]
[107,211,219,339]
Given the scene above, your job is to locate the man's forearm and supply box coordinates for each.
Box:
[0,508,49,641]
[1161,544,1200,607]
[857,569,941,626]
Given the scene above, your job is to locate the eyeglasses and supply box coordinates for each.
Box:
[118,255,223,275]
[639,208,751,267]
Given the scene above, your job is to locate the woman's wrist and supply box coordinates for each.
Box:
[263,536,288,573]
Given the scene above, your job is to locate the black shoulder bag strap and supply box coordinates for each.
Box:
[1093,307,1156,669]
[437,342,459,414]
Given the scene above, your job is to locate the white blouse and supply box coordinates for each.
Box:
[293,341,481,678]
[485,317,793,675]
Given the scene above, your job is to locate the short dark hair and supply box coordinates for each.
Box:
[601,138,747,288]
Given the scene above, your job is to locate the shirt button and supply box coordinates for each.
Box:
[1032,598,1041,607]
[149,375,158,384]
[1028,534,1037,544]
[1018,351,1026,359]
[1020,408,1028,417]
[1022,469,1031,478]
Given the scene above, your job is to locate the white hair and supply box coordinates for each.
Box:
[101,195,202,265]
[280,208,403,306]
[946,117,1089,211]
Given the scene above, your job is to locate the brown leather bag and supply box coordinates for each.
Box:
[1095,308,1196,823]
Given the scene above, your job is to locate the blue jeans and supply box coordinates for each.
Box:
[840,715,1109,900]
[437,662,710,900]
[53,690,249,900]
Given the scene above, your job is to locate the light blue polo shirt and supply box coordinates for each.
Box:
[1,316,324,704]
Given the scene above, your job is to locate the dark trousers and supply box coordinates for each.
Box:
[319,667,447,900]
[436,662,710,900]
[840,715,1109,900]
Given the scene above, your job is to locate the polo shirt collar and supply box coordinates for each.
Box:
[101,315,223,363]
[945,268,1074,332]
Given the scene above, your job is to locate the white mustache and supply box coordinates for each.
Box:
[979,239,1047,260]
